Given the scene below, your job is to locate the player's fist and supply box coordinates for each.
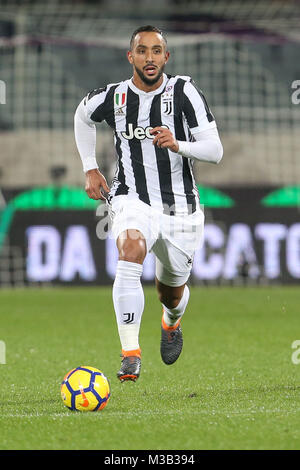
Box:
[85,169,110,201]
[150,126,179,153]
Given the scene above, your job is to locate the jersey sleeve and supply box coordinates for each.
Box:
[84,86,108,123]
[177,127,223,164]
[183,80,216,134]
[74,98,98,173]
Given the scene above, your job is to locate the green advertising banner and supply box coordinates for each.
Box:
[1,185,300,286]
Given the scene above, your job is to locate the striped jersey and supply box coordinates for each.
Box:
[83,73,216,215]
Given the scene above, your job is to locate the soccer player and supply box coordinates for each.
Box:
[74,25,223,382]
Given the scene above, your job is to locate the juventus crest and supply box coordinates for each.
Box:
[123,312,135,324]
[161,92,173,115]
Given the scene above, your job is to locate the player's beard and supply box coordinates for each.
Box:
[134,63,165,86]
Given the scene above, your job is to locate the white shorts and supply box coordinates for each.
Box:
[108,195,204,287]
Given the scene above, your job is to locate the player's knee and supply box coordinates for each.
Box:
[118,238,146,264]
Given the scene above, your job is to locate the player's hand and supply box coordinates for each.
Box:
[85,168,110,201]
[150,126,179,153]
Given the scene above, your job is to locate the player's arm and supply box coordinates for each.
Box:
[178,80,223,164]
[150,126,223,164]
[177,127,223,164]
[151,80,222,163]
[74,98,109,201]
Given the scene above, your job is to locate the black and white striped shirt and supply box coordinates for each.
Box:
[79,73,217,215]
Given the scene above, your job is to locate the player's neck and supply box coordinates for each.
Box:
[132,73,164,93]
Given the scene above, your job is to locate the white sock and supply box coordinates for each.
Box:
[112,260,144,352]
[162,285,190,327]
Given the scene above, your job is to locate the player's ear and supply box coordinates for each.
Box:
[164,50,170,64]
[127,50,133,64]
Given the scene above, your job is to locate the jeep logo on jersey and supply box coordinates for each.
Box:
[121,123,169,140]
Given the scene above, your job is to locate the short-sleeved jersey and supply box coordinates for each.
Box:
[83,73,216,215]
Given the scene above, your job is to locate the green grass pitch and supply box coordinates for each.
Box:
[0,286,300,450]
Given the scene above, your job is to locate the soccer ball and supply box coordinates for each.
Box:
[61,366,110,412]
